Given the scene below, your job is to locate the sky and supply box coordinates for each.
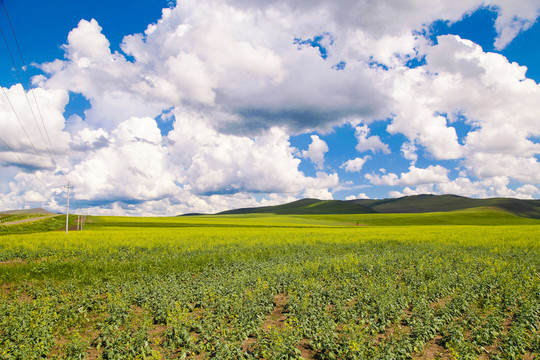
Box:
[1,0,540,215]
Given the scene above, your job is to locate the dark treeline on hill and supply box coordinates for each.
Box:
[218,194,540,219]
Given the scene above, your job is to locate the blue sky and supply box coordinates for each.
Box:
[0,0,539,215]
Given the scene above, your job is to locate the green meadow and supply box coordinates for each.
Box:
[1,210,539,359]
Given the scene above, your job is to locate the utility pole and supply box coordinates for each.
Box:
[65,182,73,234]
[82,209,87,230]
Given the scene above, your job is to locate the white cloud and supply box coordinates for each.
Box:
[40,19,169,130]
[42,3,391,134]
[366,165,449,187]
[3,0,540,214]
[354,125,390,154]
[346,192,370,200]
[365,172,400,186]
[490,0,540,49]
[167,112,338,196]
[233,0,538,49]
[400,165,450,186]
[389,176,540,200]
[302,135,329,170]
[69,116,178,202]
[260,193,299,207]
[0,84,70,170]
[23,190,48,203]
[388,34,540,186]
[340,156,371,172]
[304,188,333,200]
[387,68,464,160]
[463,153,540,184]
[401,141,417,164]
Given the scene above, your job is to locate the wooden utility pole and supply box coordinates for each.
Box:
[65,182,73,234]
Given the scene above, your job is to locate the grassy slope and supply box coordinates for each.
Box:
[220,194,540,219]
[89,207,540,229]
[352,194,540,218]
[218,198,376,215]
[86,214,344,229]
[0,215,75,235]
[0,214,44,224]
[1,206,538,237]
[300,207,540,226]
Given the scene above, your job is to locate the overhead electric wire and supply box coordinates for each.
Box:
[0,0,69,184]
[0,26,53,156]
[0,135,50,189]
[0,82,65,188]
[0,0,78,216]
[0,84,53,171]
[0,27,52,158]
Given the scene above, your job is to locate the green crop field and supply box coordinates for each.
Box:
[1,211,539,359]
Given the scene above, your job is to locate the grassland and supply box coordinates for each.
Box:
[220,195,540,219]
[0,215,74,235]
[0,209,539,359]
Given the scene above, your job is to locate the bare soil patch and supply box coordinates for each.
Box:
[0,258,27,266]
[414,336,451,359]
[297,339,315,359]
[429,295,453,310]
[262,293,288,331]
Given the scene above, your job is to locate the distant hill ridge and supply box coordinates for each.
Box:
[0,208,56,215]
[218,194,540,219]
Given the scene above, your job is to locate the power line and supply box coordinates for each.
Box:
[0,135,50,189]
[0,26,50,156]
[0,0,72,214]
[0,85,65,190]
[0,0,69,184]
[0,83,56,175]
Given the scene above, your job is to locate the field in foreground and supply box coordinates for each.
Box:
[0,212,539,359]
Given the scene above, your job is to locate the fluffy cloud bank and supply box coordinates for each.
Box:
[387,35,540,192]
[1,0,540,214]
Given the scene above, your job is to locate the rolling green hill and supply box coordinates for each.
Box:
[218,198,376,215]
[219,194,540,219]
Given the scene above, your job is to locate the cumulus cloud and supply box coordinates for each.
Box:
[2,0,540,214]
[302,135,329,169]
[41,3,390,134]
[366,165,450,187]
[464,153,540,184]
[69,116,178,202]
[354,125,390,154]
[166,112,338,196]
[40,19,170,130]
[390,176,540,200]
[388,34,540,186]
[340,156,371,172]
[345,192,370,200]
[231,0,539,50]
[490,0,540,50]
[0,84,70,170]
[304,188,334,200]
[401,142,418,164]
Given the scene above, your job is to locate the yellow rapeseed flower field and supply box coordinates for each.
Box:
[0,211,539,358]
